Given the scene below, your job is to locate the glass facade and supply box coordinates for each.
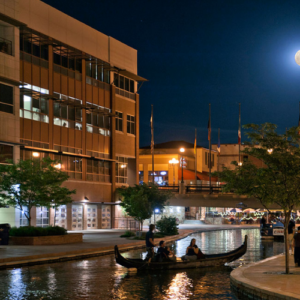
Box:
[36,207,49,228]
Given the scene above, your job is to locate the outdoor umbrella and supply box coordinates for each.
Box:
[228,208,242,213]
[243,209,256,214]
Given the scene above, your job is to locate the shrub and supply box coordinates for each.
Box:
[156,216,179,235]
[120,230,136,238]
[9,226,67,237]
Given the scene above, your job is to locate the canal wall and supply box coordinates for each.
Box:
[231,254,300,300]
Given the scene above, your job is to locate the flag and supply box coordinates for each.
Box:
[150,106,154,154]
[194,129,197,155]
[238,103,241,144]
[217,129,220,155]
[208,120,211,141]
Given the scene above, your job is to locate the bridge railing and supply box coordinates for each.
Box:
[157,185,179,192]
[185,185,222,193]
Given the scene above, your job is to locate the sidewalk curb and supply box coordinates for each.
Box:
[230,254,300,300]
[0,230,194,270]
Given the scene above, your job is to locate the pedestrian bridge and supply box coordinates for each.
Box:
[158,185,287,209]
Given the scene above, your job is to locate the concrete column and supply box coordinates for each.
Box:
[49,207,55,226]
[30,207,36,226]
[82,204,87,230]
[110,85,116,229]
[179,182,186,194]
[97,204,102,229]
[67,203,72,230]
[144,163,148,183]
[48,42,54,149]
[135,94,139,185]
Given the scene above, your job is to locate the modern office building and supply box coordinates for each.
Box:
[0,0,146,229]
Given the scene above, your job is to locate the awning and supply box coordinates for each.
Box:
[178,169,218,182]
[112,66,148,82]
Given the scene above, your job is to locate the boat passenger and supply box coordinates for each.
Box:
[145,224,156,261]
[156,241,176,261]
[260,215,267,228]
[293,226,300,267]
[181,238,201,261]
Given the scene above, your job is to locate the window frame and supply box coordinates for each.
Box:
[115,111,123,132]
[126,114,135,135]
[0,83,14,115]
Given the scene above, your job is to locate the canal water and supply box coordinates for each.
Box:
[0,229,284,300]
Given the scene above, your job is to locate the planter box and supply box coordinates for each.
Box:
[9,233,83,245]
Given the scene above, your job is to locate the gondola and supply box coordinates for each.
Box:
[114,235,247,270]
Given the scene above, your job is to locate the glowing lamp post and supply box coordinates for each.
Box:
[179,147,185,183]
[169,158,179,186]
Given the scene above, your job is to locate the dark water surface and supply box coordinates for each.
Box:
[0,229,284,299]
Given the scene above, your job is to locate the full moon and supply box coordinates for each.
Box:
[295,50,300,66]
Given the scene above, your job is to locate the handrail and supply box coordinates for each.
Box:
[186,185,222,193]
[157,185,179,192]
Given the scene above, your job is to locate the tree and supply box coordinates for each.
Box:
[117,183,172,231]
[214,123,300,274]
[0,157,75,226]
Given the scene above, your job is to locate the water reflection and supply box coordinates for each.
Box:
[0,229,284,300]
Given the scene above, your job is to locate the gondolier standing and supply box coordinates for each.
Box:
[146,224,156,261]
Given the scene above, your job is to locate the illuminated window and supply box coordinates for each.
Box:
[116,156,128,183]
[127,115,135,135]
[0,83,13,114]
[36,207,49,228]
[19,207,29,227]
[54,154,82,180]
[53,93,82,130]
[86,103,110,136]
[115,111,123,132]
[86,159,111,183]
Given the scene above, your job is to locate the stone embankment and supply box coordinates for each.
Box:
[231,254,300,300]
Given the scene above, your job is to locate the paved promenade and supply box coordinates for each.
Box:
[0,224,258,269]
[231,254,300,300]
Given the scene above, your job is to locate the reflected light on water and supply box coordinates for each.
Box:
[0,229,285,300]
[165,272,193,300]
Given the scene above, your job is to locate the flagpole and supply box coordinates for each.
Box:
[195,128,197,183]
[151,105,154,183]
[217,128,220,173]
[238,103,241,165]
[209,104,211,192]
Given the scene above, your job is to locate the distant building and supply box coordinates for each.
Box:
[139,141,218,185]
[211,143,263,171]
[0,0,146,230]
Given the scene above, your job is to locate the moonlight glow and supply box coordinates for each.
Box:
[295,50,300,66]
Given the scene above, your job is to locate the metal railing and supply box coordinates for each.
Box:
[185,185,222,193]
[157,185,179,192]
[114,217,139,230]
[0,37,12,56]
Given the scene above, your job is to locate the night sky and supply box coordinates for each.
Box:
[42,0,300,147]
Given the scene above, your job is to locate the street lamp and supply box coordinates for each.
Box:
[169,158,179,186]
[179,147,185,183]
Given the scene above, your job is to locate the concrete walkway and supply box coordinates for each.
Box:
[0,224,259,269]
[231,254,300,300]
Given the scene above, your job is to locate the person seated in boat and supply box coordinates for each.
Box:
[181,238,205,261]
[145,224,156,261]
[156,240,176,261]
